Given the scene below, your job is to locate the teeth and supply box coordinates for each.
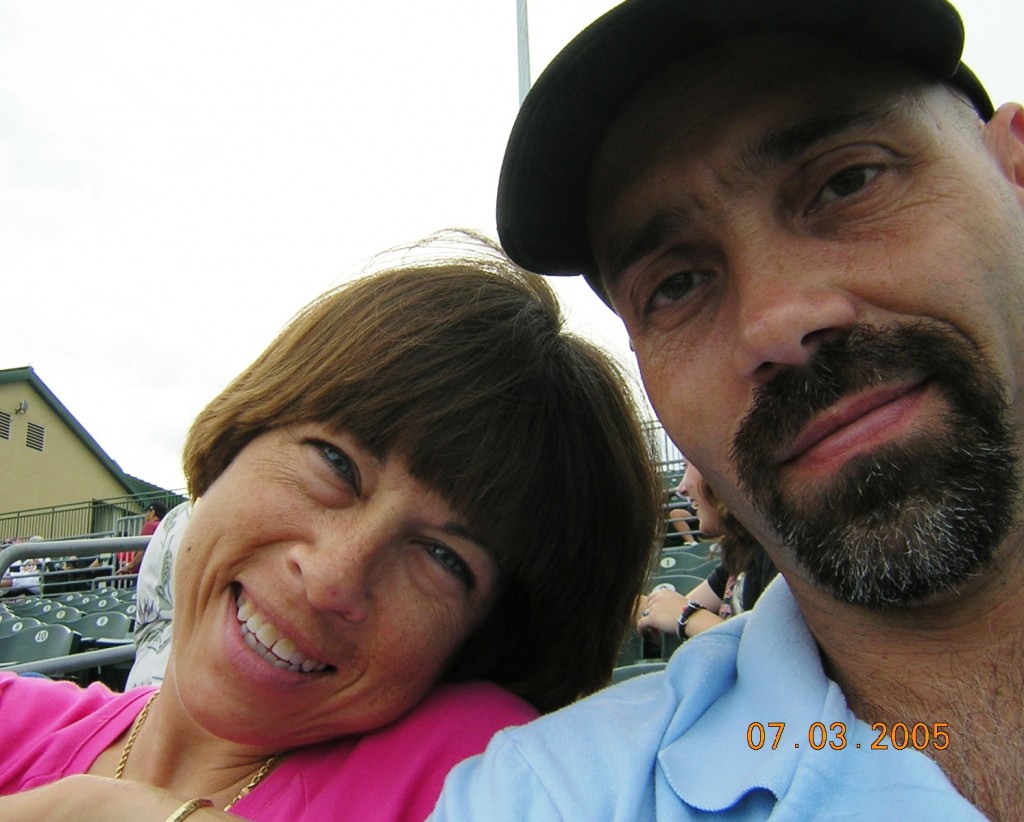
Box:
[272,637,297,659]
[235,591,329,673]
[237,598,254,622]
[255,622,280,648]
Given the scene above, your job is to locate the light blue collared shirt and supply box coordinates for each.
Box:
[431,577,983,821]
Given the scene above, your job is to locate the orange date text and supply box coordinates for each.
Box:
[745,721,950,751]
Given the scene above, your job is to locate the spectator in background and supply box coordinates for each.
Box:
[141,503,168,536]
[0,539,44,598]
[638,462,777,642]
[662,480,698,546]
[117,502,168,577]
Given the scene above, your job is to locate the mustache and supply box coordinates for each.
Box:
[730,322,1007,480]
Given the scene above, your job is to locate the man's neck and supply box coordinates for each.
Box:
[786,534,1024,819]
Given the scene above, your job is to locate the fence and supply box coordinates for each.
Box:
[644,420,685,483]
[0,490,186,543]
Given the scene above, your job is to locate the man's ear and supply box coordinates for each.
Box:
[982,103,1024,188]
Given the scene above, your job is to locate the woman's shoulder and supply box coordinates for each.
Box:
[0,674,152,735]
[393,681,538,740]
[340,681,537,783]
[255,682,538,822]
[0,675,154,792]
[0,671,117,712]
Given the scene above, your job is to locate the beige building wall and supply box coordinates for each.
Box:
[0,381,130,518]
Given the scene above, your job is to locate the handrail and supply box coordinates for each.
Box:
[4,644,136,675]
[0,537,149,578]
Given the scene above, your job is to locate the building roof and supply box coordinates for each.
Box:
[0,365,149,496]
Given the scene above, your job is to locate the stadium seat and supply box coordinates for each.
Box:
[657,549,718,575]
[110,599,137,621]
[5,597,44,616]
[86,596,121,612]
[649,573,704,595]
[0,617,42,639]
[65,611,132,644]
[0,623,79,667]
[48,606,84,625]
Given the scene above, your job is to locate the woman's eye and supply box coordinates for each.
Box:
[423,542,475,590]
[647,270,712,311]
[314,441,359,490]
[816,166,879,207]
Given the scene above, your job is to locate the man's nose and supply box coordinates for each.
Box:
[730,245,858,383]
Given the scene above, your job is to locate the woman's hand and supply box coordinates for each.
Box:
[636,589,688,636]
[0,775,238,822]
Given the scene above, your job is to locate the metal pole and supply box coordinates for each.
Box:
[516,0,531,105]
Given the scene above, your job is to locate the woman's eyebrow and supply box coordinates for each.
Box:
[440,522,486,548]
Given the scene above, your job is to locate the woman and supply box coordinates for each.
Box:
[0,233,662,820]
[638,462,776,642]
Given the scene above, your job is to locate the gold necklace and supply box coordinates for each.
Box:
[115,692,281,811]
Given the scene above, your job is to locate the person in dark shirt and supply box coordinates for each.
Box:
[638,462,777,640]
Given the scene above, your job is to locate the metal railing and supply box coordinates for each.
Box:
[0,490,185,543]
[643,420,685,481]
[0,536,149,592]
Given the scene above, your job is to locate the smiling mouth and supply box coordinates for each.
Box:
[236,590,331,673]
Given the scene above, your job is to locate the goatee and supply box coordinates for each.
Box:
[731,323,1020,606]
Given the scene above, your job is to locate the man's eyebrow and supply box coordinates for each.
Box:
[602,207,692,296]
[600,103,903,296]
[738,104,900,176]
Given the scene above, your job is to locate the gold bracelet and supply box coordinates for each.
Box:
[165,797,214,822]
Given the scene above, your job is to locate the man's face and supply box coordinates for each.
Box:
[588,36,1024,605]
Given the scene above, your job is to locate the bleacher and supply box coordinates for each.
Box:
[612,473,720,684]
[0,536,147,685]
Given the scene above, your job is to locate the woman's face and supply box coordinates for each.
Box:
[168,424,499,750]
[680,463,724,538]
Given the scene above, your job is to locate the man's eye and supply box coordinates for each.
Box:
[816,166,879,206]
[423,542,475,590]
[648,270,712,311]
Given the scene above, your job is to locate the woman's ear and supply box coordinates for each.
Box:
[982,102,1024,188]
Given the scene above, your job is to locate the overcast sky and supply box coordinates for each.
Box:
[2,0,1020,492]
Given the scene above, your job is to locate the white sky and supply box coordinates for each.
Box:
[1,0,1020,492]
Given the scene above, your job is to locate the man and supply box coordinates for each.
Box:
[432,0,1024,819]
[117,502,168,576]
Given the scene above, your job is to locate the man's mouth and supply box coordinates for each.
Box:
[236,590,330,673]
[777,379,931,468]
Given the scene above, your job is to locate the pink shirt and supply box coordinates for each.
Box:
[0,673,536,820]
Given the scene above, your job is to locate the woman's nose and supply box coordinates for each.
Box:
[286,517,393,622]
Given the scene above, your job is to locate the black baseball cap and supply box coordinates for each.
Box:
[497,0,993,292]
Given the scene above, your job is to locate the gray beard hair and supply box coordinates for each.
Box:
[732,323,1020,608]
[770,444,1016,605]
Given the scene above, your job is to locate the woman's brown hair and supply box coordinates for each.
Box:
[183,231,662,712]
